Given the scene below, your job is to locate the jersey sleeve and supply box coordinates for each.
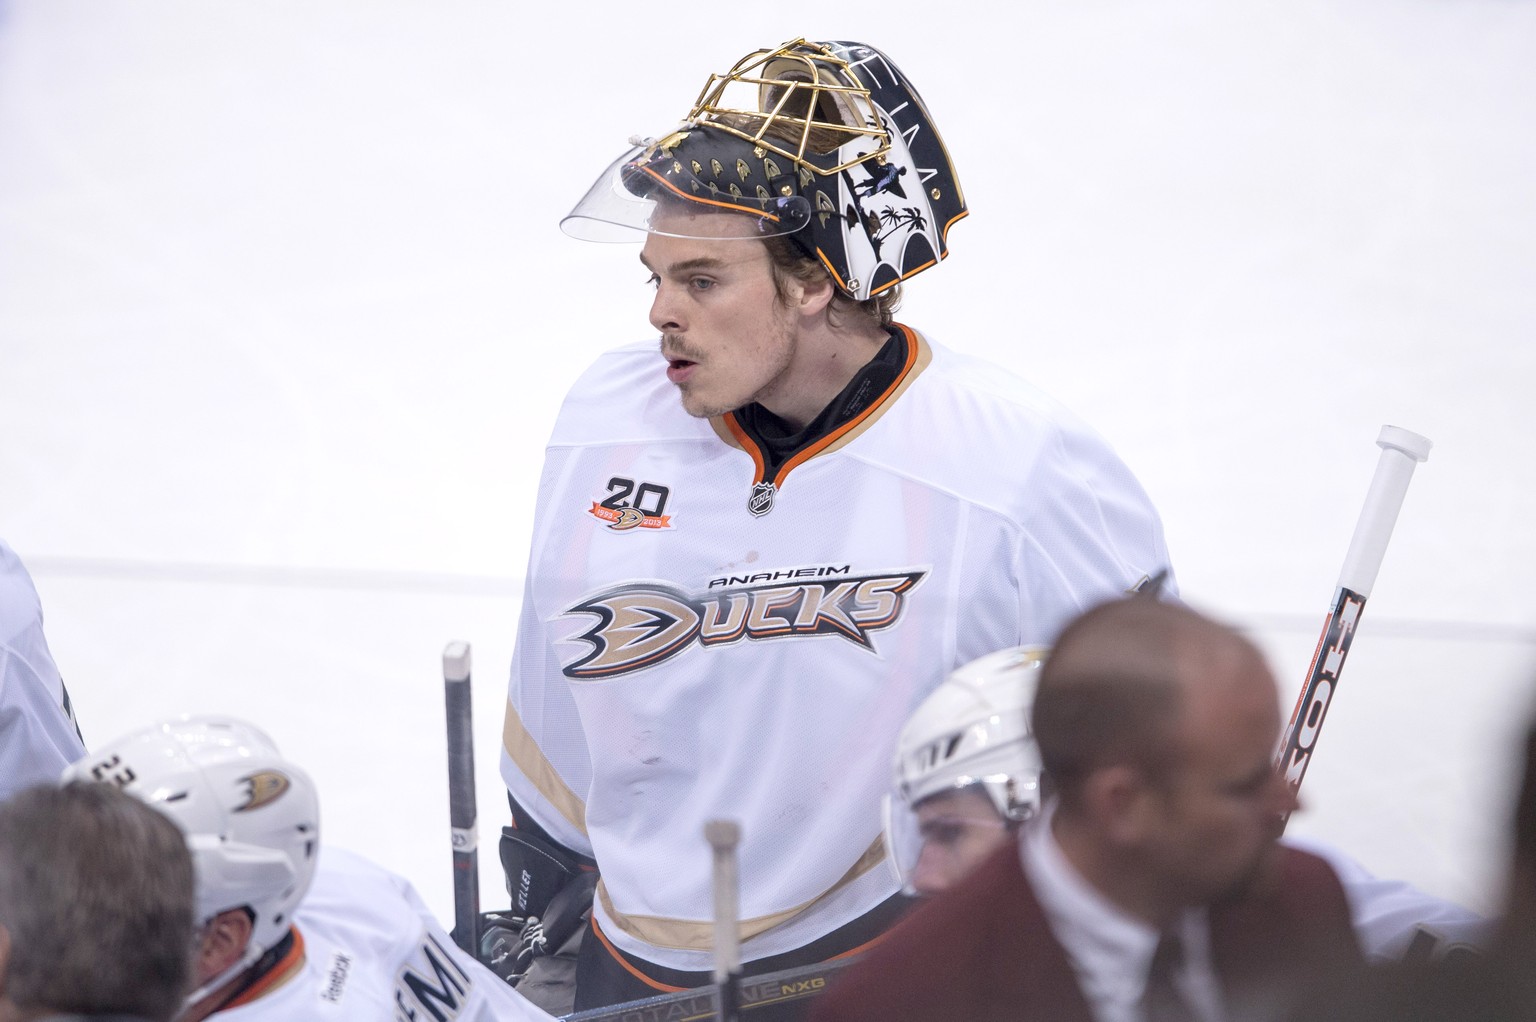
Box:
[1012,418,1176,643]
[1,545,88,801]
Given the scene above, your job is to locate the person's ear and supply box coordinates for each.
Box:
[793,273,834,317]
[195,909,254,981]
[1082,764,1160,846]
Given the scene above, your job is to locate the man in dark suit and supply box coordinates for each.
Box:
[811,596,1363,1022]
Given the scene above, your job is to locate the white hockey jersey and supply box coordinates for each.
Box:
[214,847,553,1021]
[1,538,85,803]
[501,328,1172,971]
[1285,835,1492,963]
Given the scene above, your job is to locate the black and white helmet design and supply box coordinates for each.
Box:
[561,38,967,301]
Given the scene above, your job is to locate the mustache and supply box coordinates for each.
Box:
[659,336,704,363]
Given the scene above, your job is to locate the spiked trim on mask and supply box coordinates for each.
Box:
[631,130,804,228]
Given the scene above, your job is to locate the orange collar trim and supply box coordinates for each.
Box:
[718,323,928,489]
[223,928,307,1010]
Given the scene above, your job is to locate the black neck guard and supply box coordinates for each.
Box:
[730,326,906,483]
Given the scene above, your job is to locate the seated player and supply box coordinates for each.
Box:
[887,643,1492,962]
[65,715,555,1022]
[884,645,1048,897]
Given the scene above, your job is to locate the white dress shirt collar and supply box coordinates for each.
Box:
[1019,805,1224,1022]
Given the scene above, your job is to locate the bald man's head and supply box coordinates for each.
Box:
[1032,597,1294,920]
[1032,597,1272,806]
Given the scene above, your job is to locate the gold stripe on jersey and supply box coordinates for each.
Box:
[501,701,589,837]
[595,836,887,950]
[710,324,933,489]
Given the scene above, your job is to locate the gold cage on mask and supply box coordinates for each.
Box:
[683,38,893,178]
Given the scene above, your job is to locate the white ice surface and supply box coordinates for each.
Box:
[2,0,1534,926]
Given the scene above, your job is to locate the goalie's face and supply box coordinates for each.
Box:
[643,207,821,421]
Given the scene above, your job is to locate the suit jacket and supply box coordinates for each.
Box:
[809,839,1363,1022]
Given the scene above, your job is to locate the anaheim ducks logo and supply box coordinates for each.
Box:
[237,770,291,812]
[561,567,926,679]
[611,507,645,530]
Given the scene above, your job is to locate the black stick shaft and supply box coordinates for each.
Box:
[444,640,480,955]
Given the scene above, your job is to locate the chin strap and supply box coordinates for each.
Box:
[183,927,298,1015]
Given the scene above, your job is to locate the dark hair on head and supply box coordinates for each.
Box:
[0,781,196,1022]
[713,108,857,159]
[761,232,901,328]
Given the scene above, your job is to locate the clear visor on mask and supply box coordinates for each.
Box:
[560,142,814,243]
[882,791,925,895]
[883,785,1014,896]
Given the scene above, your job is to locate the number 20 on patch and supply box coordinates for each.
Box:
[588,476,674,532]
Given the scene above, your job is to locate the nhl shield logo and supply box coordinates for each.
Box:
[748,482,776,517]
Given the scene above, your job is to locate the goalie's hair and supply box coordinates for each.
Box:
[762,232,902,328]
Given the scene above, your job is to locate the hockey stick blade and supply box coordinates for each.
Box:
[444,640,481,954]
[560,956,857,1022]
[1276,426,1431,825]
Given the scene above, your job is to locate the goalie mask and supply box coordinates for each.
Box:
[883,646,1047,893]
[561,38,967,301]
[63,716,320,964]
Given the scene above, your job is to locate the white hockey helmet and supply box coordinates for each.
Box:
[894,644,1048,818]
[63,715,320,959]
[884,646,1047,892]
